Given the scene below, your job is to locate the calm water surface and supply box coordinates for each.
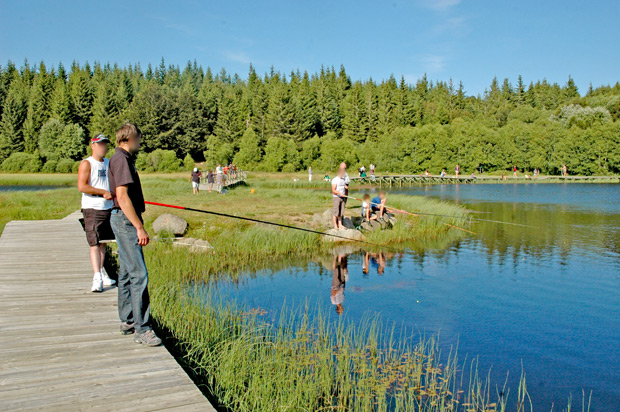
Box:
[0,184,64,192]
[211,183,620,411]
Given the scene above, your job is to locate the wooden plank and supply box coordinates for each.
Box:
[0,211,217,412]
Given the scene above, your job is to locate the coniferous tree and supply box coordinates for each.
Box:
[23,63,52,152]
[0,81,28,161]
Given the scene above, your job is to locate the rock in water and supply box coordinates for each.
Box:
[152,213,188,236]
[323,228,366,242]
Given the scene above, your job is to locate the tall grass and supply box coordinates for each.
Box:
[150,276,585,412]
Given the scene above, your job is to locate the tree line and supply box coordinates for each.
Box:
[0,58,619,175]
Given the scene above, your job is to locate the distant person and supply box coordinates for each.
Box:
[339,162,350,206]
[109,123,161,346]
[323,173,330,182]
[330,254,348,315]
[424,170,430,177]
[513,165,518,178]
[502,172,506,180]
[361,193,378,222]
[308,166,313,182]
[216,164,223,192]
[455,164,460,177]
[371,190,387,219]
[77,134,116,293]
[190,167,201,195]
[358,165,366,177]
[331,168,347,230]
[369,163,375,175]
[471,171,477,179]
[440,169,446,177]
[563,164,568,176]
[206,169,214,192]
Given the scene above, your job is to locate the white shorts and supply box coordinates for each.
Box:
[192,182,199,189]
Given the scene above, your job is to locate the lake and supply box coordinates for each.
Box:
[0,184,64,192]
[211,183,620,411]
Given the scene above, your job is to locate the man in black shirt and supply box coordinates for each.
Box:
[108,123,161,346]
[190,167,201,195]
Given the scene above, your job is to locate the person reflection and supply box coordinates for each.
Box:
[330,253,348,315]
[365,251,386,275]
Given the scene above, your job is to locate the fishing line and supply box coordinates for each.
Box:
[144,201,393,249]
[345,195,536,229]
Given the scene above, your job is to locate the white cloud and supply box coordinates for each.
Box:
[432,16,469,35]
[420,54,447,73]
[222,50,252,65]
[419,0,462,11]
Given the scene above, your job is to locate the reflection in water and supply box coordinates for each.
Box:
[211,183,620,411]
[363,251,387,276]
[331,251,394,315]
[330,254,347,315]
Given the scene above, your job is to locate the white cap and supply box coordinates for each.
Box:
[193,167,198,172]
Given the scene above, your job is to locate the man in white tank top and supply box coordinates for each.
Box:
[77,134,116,292]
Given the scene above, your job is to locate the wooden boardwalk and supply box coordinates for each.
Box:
[0,211,216,412]
[349,174,620,186]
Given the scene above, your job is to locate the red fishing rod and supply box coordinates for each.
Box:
[144,201,392,248]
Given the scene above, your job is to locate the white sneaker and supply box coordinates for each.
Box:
[100,268,116,286]
[91,272,103,293]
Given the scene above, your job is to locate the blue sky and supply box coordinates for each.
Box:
[1,0,618,96]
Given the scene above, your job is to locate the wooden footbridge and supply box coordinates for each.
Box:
[200,169,247,190]
[0,212,216,412]
[349,174,619,187]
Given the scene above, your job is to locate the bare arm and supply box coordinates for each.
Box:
[77,160,112,199]
[116,185,149,246]
[331,183,341,197]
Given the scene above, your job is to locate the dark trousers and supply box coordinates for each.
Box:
[110,209,151,333]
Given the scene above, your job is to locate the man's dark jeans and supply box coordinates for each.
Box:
[110,209,151,333]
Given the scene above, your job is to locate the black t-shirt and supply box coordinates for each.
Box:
[191,171,201,183]
[109,147,145,215]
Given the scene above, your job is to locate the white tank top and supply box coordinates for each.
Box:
[81,157,114,210]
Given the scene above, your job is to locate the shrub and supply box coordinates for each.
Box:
[136,149,182,172]
[25,151,43,173]
[41,160,58,173]
[135,152,149,171]
[1,153,33,172]
[183,153,195,171]
[38,119,65,160]
[38,118,86,161]
[55,158,75,173]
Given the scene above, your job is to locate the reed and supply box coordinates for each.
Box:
[148,275,586,412]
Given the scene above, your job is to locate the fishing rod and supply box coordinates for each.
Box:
[144,201,393,249]
[344,194,536,229]
[343,195,477,235]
